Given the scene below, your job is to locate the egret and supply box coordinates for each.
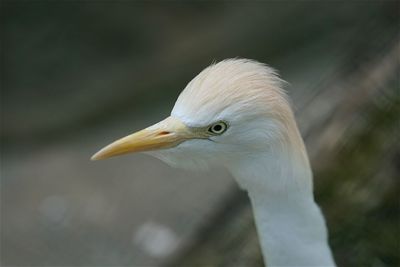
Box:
[92,59,336,266]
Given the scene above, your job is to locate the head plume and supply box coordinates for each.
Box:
[172,58,290,127]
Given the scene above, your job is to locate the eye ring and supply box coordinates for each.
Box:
[208,121,228,135]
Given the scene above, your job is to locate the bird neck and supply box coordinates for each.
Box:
[229,139,335,266]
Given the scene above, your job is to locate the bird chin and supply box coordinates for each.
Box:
[145,149,211,172]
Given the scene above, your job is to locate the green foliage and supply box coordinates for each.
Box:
[316,95,400,266]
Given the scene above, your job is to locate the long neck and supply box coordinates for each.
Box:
[229,138,335,266]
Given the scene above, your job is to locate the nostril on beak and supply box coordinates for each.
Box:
[158,131,171,136]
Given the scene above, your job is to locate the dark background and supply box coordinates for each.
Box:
[1,1,399,266]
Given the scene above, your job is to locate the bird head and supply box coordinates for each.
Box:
[92,59,300,170]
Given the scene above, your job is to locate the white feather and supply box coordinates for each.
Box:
[151,59,335,266]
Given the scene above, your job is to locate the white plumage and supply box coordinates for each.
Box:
[92,59,336,266]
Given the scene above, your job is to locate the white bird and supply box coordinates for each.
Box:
[92,59,336,266]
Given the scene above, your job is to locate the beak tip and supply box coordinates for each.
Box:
[91,152,103,161]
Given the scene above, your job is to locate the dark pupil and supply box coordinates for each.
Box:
[213,124,222,132]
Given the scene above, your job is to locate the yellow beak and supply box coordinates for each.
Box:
[91,117,193,160]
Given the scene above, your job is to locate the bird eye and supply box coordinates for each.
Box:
[208,121,228,135]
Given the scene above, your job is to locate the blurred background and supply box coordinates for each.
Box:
[1,1,399,266]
